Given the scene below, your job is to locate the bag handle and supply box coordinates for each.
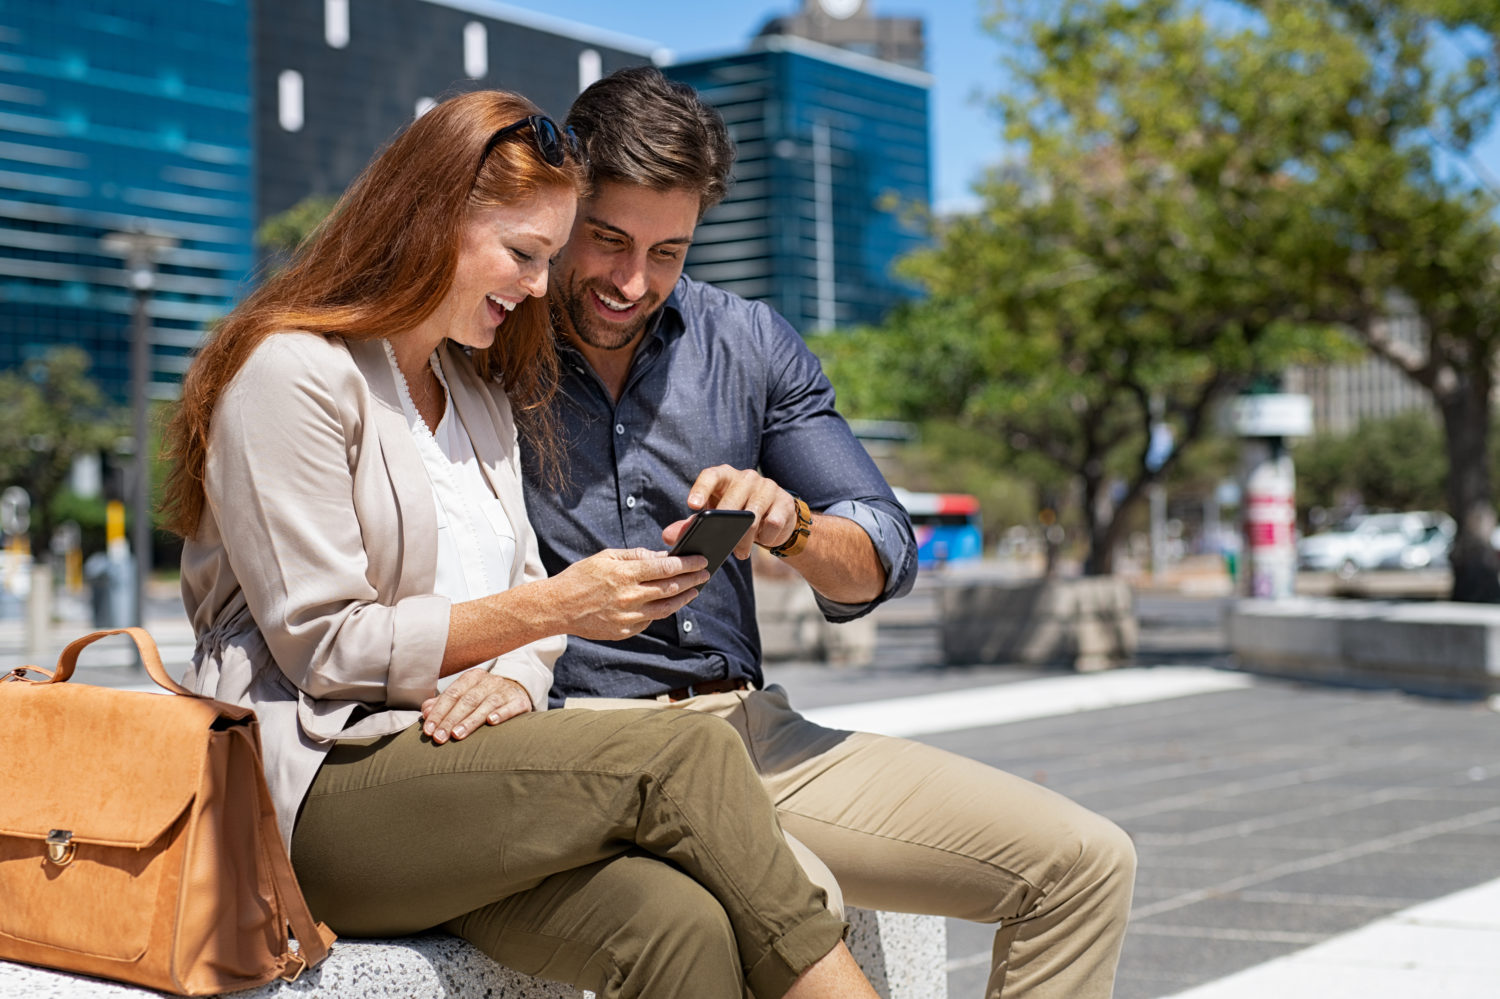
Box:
[47,627,198,697]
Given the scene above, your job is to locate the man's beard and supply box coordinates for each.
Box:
[558,275,657,352]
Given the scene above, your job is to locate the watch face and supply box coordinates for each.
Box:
[818,0,862,19]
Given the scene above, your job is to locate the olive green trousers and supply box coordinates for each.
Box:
[290,706,846,999]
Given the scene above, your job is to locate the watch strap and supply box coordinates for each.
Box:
[768,497,812,559]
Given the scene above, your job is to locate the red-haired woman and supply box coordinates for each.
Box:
[163,89,875,999]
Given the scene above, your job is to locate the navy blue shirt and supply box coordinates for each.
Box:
[522,276,917,705]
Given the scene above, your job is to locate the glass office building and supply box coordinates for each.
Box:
[665,35,931,333]
[0,0,255,401]
[0,0,653,403]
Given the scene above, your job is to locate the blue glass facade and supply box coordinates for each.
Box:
[666,36,931,333]
[0,0,255,401]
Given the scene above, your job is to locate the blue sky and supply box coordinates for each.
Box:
[491,0,1006,215]
[493,0,1499,215]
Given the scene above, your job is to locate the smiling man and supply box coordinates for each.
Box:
[522,66,1137,999]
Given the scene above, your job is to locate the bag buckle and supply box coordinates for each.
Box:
[46,829,75,867]
[281,951,308,983]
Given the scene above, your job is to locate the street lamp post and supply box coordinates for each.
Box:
[102,228,176,636]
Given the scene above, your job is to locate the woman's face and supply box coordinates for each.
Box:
[439,186,577,351]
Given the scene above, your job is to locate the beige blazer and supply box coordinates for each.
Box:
[180,333,565,851]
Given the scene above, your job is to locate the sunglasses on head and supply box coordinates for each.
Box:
[479,115,584,170]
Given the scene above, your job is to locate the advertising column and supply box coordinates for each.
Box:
[1242,443,1297,598]
[1231,393,1312,599]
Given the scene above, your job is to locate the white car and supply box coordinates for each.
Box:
[1297,511,1455,578]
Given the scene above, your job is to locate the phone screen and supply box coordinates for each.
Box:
[668,509,756,576]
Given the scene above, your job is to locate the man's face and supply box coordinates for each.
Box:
[551,181,701,352]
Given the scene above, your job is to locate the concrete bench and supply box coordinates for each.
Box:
[0,907,947,998]
[1227,596,1500,698]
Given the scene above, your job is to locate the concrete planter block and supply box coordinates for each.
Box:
[1227,597,1500,698]
[937,573,1136,670]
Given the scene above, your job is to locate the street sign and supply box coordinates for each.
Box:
[1230,393,1313,437]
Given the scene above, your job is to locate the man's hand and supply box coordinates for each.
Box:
[662,466,889,604]
[662,465,798,560]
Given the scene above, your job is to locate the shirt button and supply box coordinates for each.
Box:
[626,495,636,509]
[683,620,694,633]
[615,423,624,435]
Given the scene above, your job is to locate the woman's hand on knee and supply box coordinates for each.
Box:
[546,548,710,641]
[421,671,532,745]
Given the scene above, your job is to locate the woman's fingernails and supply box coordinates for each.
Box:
[453,726,466,738]
[424,722,435,735]
[488,713,501,724]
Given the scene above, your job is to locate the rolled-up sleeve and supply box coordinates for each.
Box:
[206,335,448,707]
[758,313,919,622]
[814,498,917,619]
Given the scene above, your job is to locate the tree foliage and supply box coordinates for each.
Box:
[0,348,124,556]
[1294,409,1448,521]
[256,194,339,269]
[819,0,1500,590]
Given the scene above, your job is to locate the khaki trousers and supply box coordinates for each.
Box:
[290,706,846,999]
[567,686,1137,999]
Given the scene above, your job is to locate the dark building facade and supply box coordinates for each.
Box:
[665,35,931,333]
[256,0,655,221]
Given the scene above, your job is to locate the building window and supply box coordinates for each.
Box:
[278,70,304,132]
[415,97,437,118]
[325,0,349,49]
[464,22,487,79]
[579,49,602,91]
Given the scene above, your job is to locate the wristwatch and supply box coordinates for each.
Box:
[767,496,812,559]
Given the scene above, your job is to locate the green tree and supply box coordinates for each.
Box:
[1284,1,1500,599]
[821,1,1353,574]
[823,0,1500,589]
[0,348,125,558]
[988,0,1500,596]
[257,193,338,269]
[1294,410,1448,521]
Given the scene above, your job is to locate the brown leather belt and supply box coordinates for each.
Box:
[661,677,750,702]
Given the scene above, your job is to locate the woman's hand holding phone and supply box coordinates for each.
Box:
[547,548,709,641]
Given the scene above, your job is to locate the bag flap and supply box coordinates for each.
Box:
[0,682,235,848]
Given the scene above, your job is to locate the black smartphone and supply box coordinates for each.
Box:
[668,509,756,576]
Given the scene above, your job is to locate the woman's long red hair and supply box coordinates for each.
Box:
[162,90,585,539]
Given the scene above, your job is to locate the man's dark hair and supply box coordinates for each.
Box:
[566,65,735,217]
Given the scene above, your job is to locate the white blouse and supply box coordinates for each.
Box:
[384,340,516,687]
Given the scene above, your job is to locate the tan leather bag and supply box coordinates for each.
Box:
[0,627,335,995]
